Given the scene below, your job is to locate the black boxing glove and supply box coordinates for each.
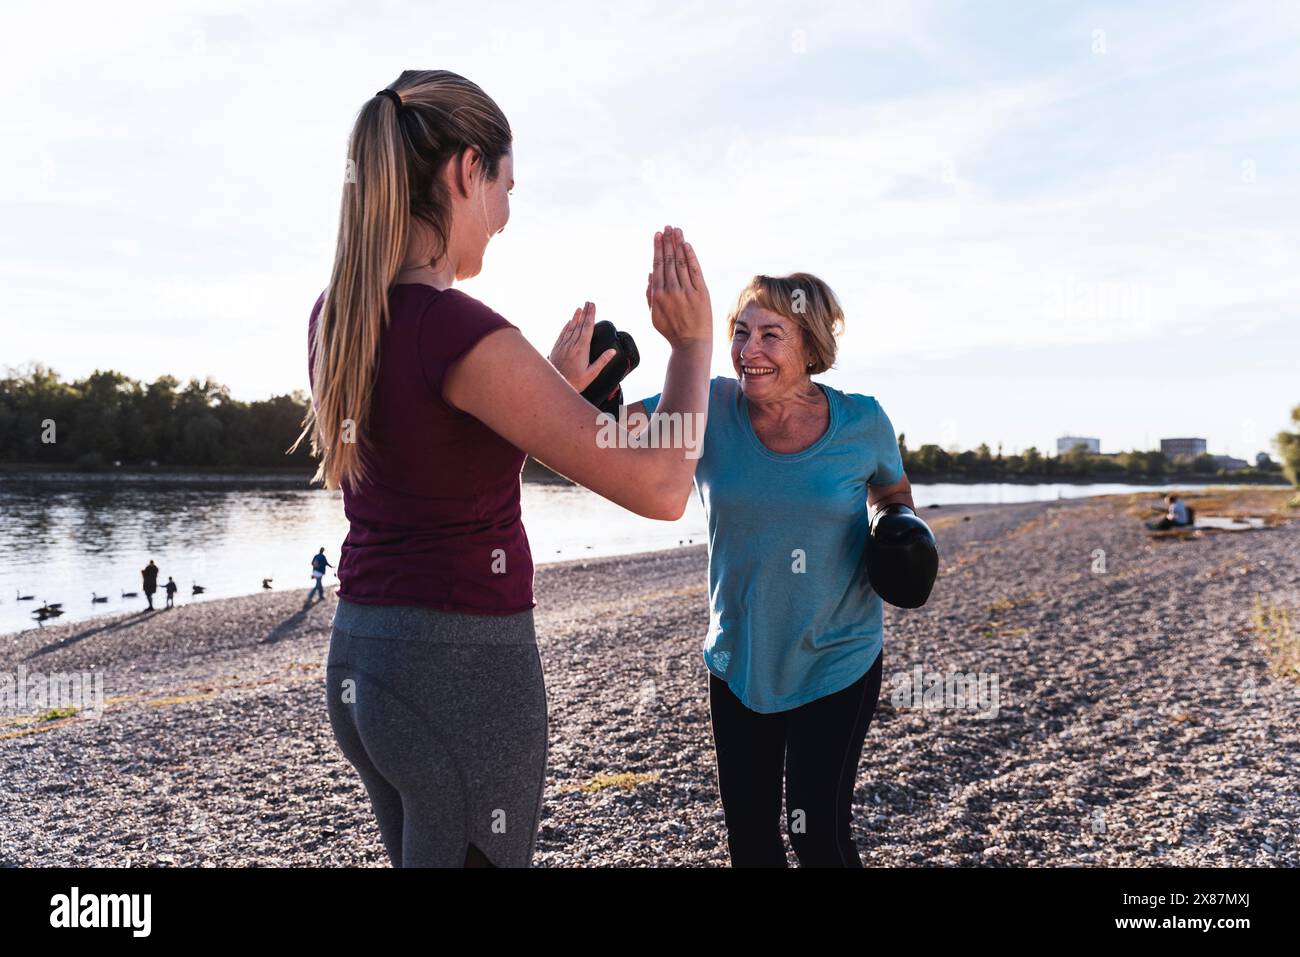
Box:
[580,320,640,417]
[865,503,938,609]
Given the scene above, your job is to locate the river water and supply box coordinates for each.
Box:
[0,473,1260,635]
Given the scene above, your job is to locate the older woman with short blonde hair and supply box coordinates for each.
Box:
[628,271,914,867]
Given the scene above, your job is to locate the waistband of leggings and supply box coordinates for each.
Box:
[331,598,537,646]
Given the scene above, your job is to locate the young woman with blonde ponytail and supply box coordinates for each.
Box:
[291,70,713,867]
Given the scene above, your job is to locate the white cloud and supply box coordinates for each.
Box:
[1,0,1297,457]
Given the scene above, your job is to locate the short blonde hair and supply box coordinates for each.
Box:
[725,273,845,375]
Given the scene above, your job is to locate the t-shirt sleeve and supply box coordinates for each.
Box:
[638,375,721,417]
[869,398,905,486]
[418,290,518,399]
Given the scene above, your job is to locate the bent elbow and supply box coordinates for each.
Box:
[635,479,688,521]
[658,497,687,522]
[620,454,696,520]
[656,483,691,521]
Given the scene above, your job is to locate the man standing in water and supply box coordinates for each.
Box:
[141,560,159,610]
[310,548,333,601]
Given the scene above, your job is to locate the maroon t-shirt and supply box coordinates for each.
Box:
[308,283,534,614]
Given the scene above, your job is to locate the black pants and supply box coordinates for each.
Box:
[1146,517,1190,530]
[708,650,884,867]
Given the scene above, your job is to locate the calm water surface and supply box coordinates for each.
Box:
[0,473,1254,635]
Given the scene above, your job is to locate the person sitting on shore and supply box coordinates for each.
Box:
[1145,493,1192,530]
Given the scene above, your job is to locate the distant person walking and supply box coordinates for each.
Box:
[310,548,333,600]
[164,576,178,609]
[141,560,159,609]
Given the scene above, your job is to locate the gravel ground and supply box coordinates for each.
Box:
[2,496,1297,867]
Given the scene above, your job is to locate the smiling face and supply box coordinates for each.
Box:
[730,303,816,400]
[452,148,513,281]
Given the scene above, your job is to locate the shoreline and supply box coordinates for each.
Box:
[2,492,1291,639]
[2,495,1296,866]
[0,461,1289,490]
[0,457,573,487]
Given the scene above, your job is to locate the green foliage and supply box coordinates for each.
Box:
[898,442,1236,481]
[1276,403,1300,487]
[913,443,950,473]
[0,362,313,470]
[896,403,1300,482]
[1190,452,1219,474]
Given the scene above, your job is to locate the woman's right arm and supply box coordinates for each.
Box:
[443,226,712,521]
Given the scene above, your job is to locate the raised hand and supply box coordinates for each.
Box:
[646,225,712,348]
[548,301,617,392]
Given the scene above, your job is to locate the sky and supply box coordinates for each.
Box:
[2,0,1298,460]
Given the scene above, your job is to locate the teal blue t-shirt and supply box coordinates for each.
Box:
[641,376,905,713]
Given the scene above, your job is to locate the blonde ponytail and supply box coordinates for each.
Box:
[289,70,512,491]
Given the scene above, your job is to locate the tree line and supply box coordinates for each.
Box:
[2,364,1298,485]
[899,435,1286,482]
[0,364,312,470]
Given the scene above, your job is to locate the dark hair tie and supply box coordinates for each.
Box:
[375,88,403,110]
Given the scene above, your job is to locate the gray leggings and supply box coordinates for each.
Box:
[325,598,548,867]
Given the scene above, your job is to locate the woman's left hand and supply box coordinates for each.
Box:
[548,301,617,393]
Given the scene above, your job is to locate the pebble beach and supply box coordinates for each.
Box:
[2,493,1297,867]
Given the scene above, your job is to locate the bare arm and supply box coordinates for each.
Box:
[444,227,713,520]
[622,399,650,437]
[868,472,915,511]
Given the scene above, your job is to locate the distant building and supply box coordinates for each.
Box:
[1160,437,1207,461]
[1211,455,1249,472]
[1057,436,1100,455]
